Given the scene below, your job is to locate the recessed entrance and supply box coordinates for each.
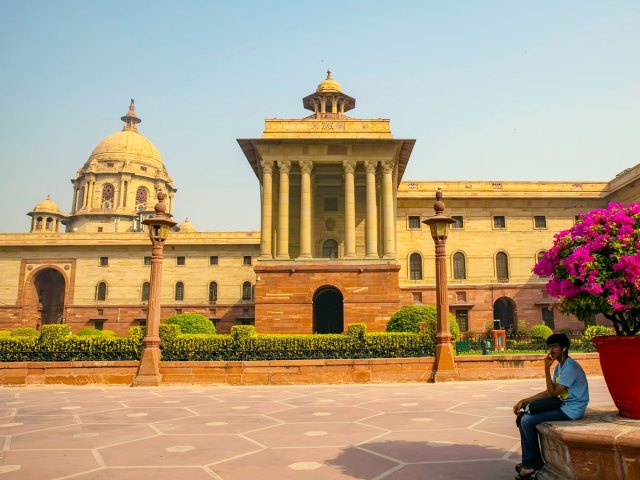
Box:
[313,286,344,334]
[493,296,517,334]
[34,268,66,325]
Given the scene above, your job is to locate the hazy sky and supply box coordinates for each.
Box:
[1,1,638,233]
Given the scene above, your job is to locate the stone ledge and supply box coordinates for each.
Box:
[537,408,640,480]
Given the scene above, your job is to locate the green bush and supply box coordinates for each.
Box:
[165,313,216,334]
[101,330,117,337]
[10,327,40,337]
[0,330,11,337]
[231,325,256,342]
[582,325,615,342]
[0,336,39,361]
[531,324,554,341]
[347,323,366,341]
[76,328,104,336]
[386,305,459,340]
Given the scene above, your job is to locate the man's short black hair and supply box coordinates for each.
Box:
[546,333,570,350]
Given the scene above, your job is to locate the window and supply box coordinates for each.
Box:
[141,282,150,302]
[323,239,338,258]
[542,308,555,329]
[536,251,547,276]
[209,281,217,303]
[97,308,104,316]
[137,319,147,327]
[243,256,252,266]
[456,291,467,303]
[324,197,338,212]
[574,215,581,224]
[455,309,469,332]
[144,256,151,266]
[140,166,147,172]
[496,252,509,281]
[409,252,423,280]
[136,187,148,210]
[408,216,421,229]
[534,216,547,229]
[99,256,109,267]
[176,256,186,266]
[453,252,466,280]
[493,216,506,229]
[102,183,114,208]
[96,282,107,301]
[175,282,184,301]
[452,216,464,229]
[412,292,422,304]
[242,281,252,301]
[210,256,219,265]
[97,227,103,233]
[94,320,104,331]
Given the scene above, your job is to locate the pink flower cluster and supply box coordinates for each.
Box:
[534,203,640,313]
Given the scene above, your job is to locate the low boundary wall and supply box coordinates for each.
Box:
[0,353,602,386]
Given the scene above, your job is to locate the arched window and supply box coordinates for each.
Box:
[323,239,338,258]
[36,216,43,229]
[496,252,509,281]
[453,252,467,279]
[46,217,53,230]
[536,251,547,277]
[175,281,184,301]
[141,282,150,302]
[102,184,114,208]
[209,281,217,303]
[242,281,252,301]
[136,187,148,210]
[409,252,422,280]
[96,282,107,301]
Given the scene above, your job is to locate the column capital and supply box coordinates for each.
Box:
[299,159,313,175]
[260,159,275,175]
[342,159,357,174]
[381,160,394,174]
[278,160,291,174]
[364,159,378,174]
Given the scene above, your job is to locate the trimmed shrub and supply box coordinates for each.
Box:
[10,327,40,337]
[231,325,256,342]
[160,323,181,342]
[582,325,615,342]
[0,330,12,337]
[531,324,554,341]
[101,330,117,337]
[165,313,216,334]
[347,323,366,341]
[386,305,459,340]
[76,328,104,336]
[0,336,39,361]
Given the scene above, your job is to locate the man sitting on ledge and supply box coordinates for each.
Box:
[512,333,589,479]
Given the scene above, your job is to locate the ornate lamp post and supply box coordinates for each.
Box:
[423,189,458,382]
[132,190,176,387]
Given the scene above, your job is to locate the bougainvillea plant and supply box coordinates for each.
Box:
[534,203,640,336]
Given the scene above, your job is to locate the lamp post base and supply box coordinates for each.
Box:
[132,340,162,387]
[429,342,458,382]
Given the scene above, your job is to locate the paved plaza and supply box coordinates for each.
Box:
[0,377,612,480]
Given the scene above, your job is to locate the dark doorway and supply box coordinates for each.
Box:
[493,296,516,335]
[34,269,65,325]
[313,286,344,334]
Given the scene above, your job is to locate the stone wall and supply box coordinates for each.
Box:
[0,353,602,386]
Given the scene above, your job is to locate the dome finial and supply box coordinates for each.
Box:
[121,99,142,132]
[327,68,332,79]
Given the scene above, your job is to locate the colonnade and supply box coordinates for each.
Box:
[259,158,396,260]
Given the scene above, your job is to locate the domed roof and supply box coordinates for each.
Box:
[316,69,342,93]
[90,130,164,169]
[178,218,196,233]
[86,100,165,170]
[33,195,61,214]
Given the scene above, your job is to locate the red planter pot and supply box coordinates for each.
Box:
[593,335,640,419]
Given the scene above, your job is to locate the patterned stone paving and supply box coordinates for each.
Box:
[0,377,612,479]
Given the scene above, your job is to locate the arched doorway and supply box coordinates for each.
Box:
[493,296,517,335]
[313,286,344,334]
[34,269,66,325]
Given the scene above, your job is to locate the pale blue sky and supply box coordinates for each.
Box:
[1,1,639,232]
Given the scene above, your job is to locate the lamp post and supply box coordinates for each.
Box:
[132,190,176,387]
[423,189,457,382]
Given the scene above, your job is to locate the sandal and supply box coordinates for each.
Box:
[515,467,538,479]
[515,463,523,473]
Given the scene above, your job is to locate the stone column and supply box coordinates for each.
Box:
[71,186,78,213]
[168,192,175,215]
[259,159,274,259]
[299,159,313,259]
[343,159,357,258]
[382,160,395,258]
[364,160,379,258]
[276,160,291,259]
[89,179,96,209]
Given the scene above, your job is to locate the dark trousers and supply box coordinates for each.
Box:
[519,409,570,469]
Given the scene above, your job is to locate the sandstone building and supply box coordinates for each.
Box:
[1,74,638,335]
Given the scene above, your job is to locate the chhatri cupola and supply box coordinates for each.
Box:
[302,69,355,118]
[66,100,177,233]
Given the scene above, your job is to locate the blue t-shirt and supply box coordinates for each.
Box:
[553,357,589,419]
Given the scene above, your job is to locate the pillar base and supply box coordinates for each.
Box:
[275,254,290,260]
[132,342,162,387]
[429,342,458,382]
[131,373,162,387]
[297,254,312,259]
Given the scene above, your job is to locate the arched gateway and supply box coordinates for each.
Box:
[493,296,517,334]
[33,268,66,325]
[313,286,344,334]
